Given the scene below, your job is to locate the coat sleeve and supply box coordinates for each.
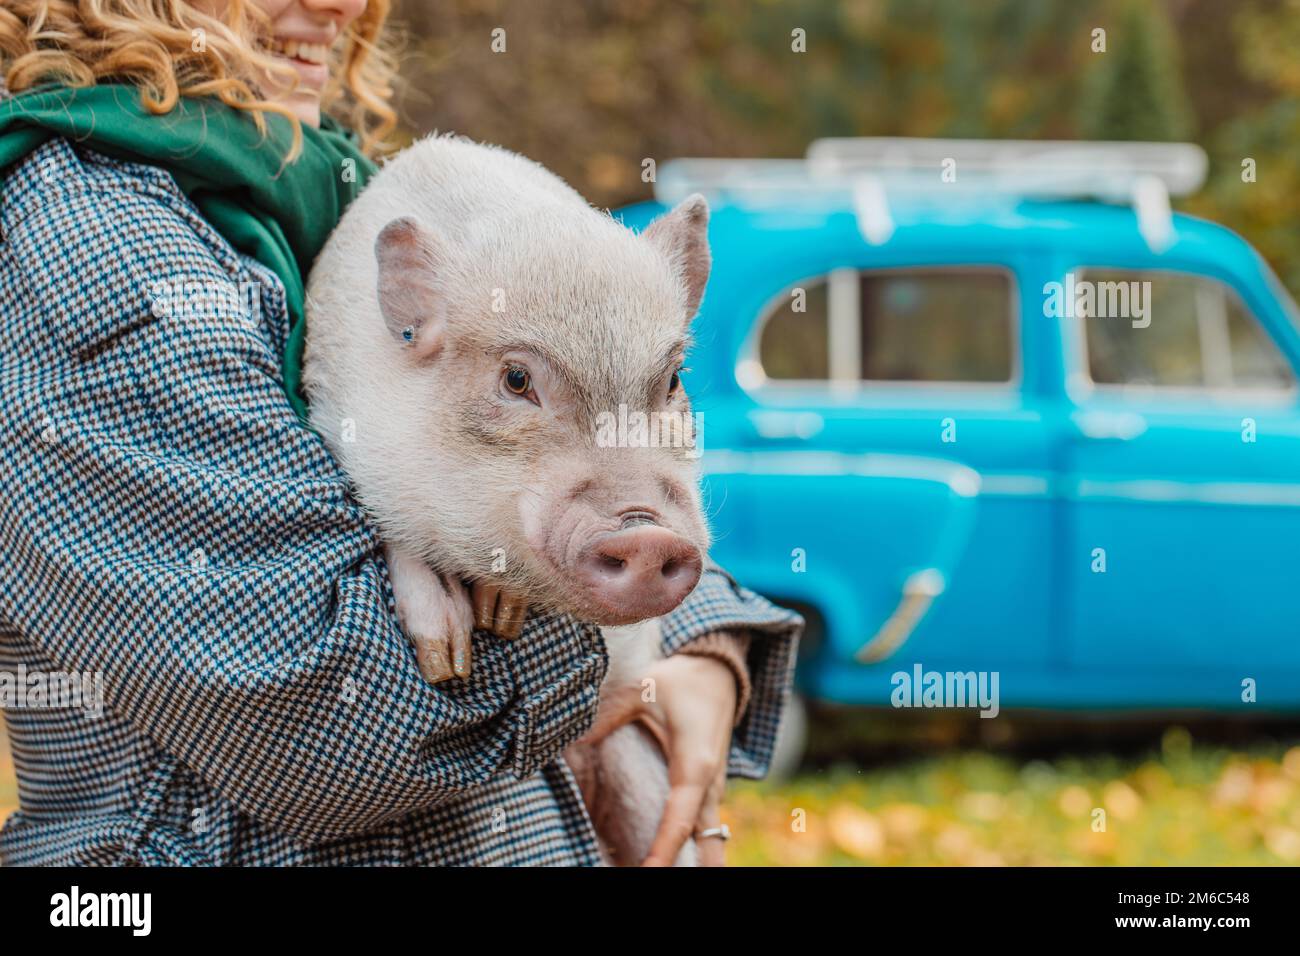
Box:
[660,563,804,778]
[0,151,606,844]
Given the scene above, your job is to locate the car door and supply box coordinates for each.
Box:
[1062,264,1300,696]
[701,247,1059,686]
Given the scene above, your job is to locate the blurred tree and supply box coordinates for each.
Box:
[392,0,750,208]
[1191,0,1300,298]
[1077,0,1193,141]
[391,0,1103,205]
[388,0,1300,298]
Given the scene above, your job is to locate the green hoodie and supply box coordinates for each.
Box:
[0,84,378,422]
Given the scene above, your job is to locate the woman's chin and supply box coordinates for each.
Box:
[280,95,322,128]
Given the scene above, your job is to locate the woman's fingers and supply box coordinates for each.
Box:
[642,777,709,866]
[694,766,728,866]
[696,827,726,866]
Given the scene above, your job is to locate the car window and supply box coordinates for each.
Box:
[758,278,830,380]
[1080,268,1294,391]
[758,267,1015,384]
[859,271,1012,382]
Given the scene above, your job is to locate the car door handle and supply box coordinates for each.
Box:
[1071,409,1148,441]
[855,569,946,664]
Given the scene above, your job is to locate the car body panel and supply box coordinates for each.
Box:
[616,195,1300,711]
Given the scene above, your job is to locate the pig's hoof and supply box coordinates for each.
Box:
[395,572,476,683]
[470,580,529,639]
[413,634,455,684]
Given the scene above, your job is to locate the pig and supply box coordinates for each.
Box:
[302,133,714,866]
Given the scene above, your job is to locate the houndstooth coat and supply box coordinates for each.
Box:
[0,137,801,866]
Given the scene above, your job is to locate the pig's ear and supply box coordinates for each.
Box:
[375,216,447,359]
[643,193,712,319]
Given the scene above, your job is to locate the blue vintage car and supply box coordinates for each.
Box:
[618,138,1300,719]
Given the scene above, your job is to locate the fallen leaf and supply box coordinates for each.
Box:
[827,804,885,861]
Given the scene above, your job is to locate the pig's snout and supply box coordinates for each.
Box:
[577,525,702,625]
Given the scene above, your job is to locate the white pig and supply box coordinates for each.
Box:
[303,134,714,866]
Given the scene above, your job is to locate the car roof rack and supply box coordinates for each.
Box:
[655,138,1209,252]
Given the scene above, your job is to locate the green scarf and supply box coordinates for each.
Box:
[0,84,378,422]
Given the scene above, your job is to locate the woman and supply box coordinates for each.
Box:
[0,1,800,866]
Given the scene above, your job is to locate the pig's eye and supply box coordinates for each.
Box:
[667,366,684,396]
[503,365,535,401]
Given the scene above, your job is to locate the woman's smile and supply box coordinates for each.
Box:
[267,35,334,94]
[188,0,371,125]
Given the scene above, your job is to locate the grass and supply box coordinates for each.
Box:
[722,727,1300,865]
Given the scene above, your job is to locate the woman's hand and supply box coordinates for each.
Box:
[468,585,740,865]
[581,649,738,866]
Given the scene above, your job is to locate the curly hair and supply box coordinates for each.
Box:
[0,0,399,159]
